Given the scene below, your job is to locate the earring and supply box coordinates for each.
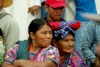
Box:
[32,40,35,43]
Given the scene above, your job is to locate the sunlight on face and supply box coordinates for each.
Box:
[57,34,74,53]
[33,25,52,48]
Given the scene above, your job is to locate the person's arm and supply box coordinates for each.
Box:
[13,46,59,67]
[1,62,14,67]
[82,21,96,63]
[13,59,56,67]
[28,0,41,15]
[1,44,19,67]
[3,15,19,52]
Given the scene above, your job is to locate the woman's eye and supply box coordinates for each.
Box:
[41,31,47,34]
[49,31,52,34]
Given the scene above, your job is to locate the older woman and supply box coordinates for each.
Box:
[50,21,87,67]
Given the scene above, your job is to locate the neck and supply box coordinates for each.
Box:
[30,42,41,53]
[47,16,60,22]
[59,51,70,64]
[60,51,67,58]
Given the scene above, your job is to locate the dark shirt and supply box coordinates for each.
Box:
[43,17,65,22]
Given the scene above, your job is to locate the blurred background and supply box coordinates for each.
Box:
[4,0,100,40]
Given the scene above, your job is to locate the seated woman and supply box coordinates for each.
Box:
[49,22,87,67]
[0,28,5,65]
[1,19,59,67]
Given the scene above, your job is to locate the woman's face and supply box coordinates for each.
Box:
[56,34,74,53]
[31,24,52,48]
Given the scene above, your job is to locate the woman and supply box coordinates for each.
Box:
[0,28,5,65]
[49,22,87,67]
[1,19,59,67]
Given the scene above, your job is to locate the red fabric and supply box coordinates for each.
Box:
[49,21,82,31]
[69,21,82,31]
[45,0,67,8]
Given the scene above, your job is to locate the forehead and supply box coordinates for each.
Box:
[38,24,51,31]
[64,34,74,39]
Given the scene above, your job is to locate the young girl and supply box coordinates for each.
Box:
[1,19,59,67]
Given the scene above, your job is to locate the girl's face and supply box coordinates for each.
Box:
[56,34,74,53]
[31,24,52,48]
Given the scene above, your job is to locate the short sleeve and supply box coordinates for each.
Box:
[44,47,59,65]
[4,44,19,63]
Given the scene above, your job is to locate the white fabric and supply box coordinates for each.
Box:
[4,0,100,40]
[4,0,40,40]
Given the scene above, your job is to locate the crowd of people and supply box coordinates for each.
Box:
[0,0,100,67]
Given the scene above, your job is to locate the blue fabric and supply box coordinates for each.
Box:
[74,1,97,66]
[53,25,74,39]
[74,21,88,58]
[41,4,65,19]
[16,40,29,59]
[74,21,91,67]
[75,0,97,21]
[81,21,100,67]
[41,4,48,18]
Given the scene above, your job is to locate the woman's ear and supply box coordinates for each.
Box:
[30,32,35,40]
[52,39,57,47]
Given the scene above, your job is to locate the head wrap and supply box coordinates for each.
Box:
[50,21,81,31]
[49,21,79,39]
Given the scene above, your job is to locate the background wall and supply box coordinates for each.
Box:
[4,0,100,40]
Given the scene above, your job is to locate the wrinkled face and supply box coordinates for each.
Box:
[31,25,52,48]
[45,5,64,21]
[56,34,74,53]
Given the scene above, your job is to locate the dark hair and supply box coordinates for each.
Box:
[28,18,51,41]
[0,28,3,37]
[53,31,74,42]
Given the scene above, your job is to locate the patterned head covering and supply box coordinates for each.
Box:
[49,21,77,39]
[53,25,74,39]
[50,21,81,31]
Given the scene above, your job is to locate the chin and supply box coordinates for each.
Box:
[64,50,73,54]
[43,44,50,48]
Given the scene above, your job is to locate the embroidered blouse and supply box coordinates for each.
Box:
[60,50,87,67]
[4,44,59,65]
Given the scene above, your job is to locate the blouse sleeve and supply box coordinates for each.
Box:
[4,44,19,63]
[44,46,59,65]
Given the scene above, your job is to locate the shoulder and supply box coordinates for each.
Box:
[16,40,29,46]
[46,45,59,51]
[0,14,18,26]
[71,50,82,59]
[42,45,59,55]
